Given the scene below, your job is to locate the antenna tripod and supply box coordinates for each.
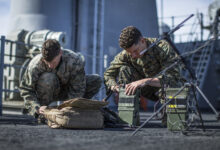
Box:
[132,14,220,136]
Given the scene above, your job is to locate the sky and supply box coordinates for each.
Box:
[157,0,212,17]
[0,0,10,36]
[0,0,215,42]
[156,0,214,42]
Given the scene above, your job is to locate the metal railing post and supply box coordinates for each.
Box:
[171,16,175,42]
[0,36,5,116]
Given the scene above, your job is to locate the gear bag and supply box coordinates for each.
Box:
[43,98,108,129]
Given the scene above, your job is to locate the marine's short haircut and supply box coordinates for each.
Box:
[119,26,142,49]
[42,39,61,62]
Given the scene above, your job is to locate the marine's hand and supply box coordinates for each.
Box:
[111,85,119,93]
[125,80,144,95]
[38,106,47,114]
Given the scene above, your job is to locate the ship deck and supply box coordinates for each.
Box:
[0,112,220,150]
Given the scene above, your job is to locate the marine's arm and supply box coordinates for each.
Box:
[125,78,161,95]
[19,65,41,117]
[104,51,129,93]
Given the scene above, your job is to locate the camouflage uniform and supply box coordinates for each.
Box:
[20,49,102,117]
[104,38,184,101]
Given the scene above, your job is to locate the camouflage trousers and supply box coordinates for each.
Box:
[36,73,102,106]
[118,66,160,101]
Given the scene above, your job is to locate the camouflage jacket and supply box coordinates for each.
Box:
[19,49,86,116]
[104,38,184,91]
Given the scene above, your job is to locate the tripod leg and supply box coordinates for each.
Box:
[131,85,187,136]
[195,85,220,119]
[191,85,205,131]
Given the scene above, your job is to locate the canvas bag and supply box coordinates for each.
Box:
[43,98,108,129]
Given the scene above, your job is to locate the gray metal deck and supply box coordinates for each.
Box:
[0,112,220,150]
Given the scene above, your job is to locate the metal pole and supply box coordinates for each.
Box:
[171,16,175,41]
[191,83,205,131]
[160,0,163,35]
[0,36,5,116]
[99,0,105,100]
[195,85,219,117]
[92,0,98,74]
[200,13,204,41]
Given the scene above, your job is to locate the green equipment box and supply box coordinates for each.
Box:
[165,87,189,131]
[118,88,140,126]
[166,105,187,131]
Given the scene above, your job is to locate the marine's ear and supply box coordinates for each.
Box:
[140,37,145,44]
[60,50,63,55]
